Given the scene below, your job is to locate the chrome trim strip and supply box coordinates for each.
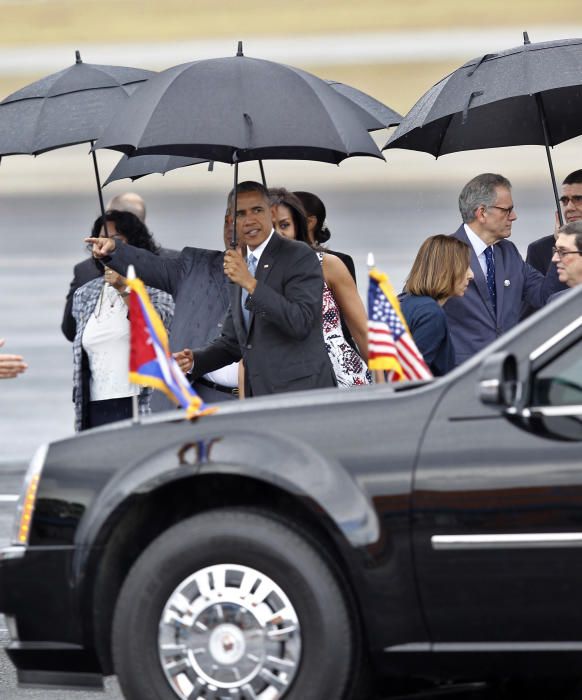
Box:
[434,642,582,652]
[384,643,431,652]
[432,533,582,550]
[385,641,582,652]
[530,315,582,361]
[530,405,582,417]
[0,546,26,561]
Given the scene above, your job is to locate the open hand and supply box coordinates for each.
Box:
[0,339,27,379]
[173,348,194,374]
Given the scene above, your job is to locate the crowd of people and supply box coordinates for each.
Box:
[4,169,580,432]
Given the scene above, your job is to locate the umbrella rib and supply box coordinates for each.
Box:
[434,112,455,159]
[281,64,353,160]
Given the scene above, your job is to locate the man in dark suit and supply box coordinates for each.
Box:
[520,171,582,318]
[175,181,337,397]
[444,173,562,366]
[85,215,235,406]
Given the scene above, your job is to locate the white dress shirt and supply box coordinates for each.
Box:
[464,223,490,278]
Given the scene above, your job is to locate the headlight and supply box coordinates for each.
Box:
[11,443,48,546]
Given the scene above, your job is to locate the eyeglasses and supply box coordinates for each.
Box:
[487,205,514,217]
[552,247,582,260]
[559,195,582,207]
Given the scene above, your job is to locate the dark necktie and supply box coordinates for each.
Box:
[241,253,257,328]
[484,245,497,313]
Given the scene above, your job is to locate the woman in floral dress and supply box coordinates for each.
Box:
[270,188,371,387]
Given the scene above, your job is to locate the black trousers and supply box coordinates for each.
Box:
[87,397,134,429]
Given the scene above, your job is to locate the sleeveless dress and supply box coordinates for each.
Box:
[319,253,371,387]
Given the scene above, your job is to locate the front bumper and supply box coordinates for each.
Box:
[0,544,104,689]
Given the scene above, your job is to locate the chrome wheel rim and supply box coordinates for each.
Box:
[159,563,302,699]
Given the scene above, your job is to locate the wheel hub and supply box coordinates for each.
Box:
[159,563,301,699]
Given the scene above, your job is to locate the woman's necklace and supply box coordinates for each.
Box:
[94,283,120,319]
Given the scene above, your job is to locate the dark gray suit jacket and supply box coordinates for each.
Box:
[521,234,567,319]
[106,243,231,407]
[192,234,337,397]
[444,225,562,366]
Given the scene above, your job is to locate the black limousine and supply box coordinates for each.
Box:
[0,288,581,700]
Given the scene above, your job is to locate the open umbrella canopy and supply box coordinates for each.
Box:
[325,80,401,131]
[94,44,384,165]
[104,153,209,184]
[384,36,582,156]
[0,51,154,156]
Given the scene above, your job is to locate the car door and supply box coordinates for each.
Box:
[412,311,582,648]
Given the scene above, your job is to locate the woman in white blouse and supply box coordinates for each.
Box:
[72,210,174,431]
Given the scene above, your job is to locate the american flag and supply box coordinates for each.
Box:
[368,268,433,381]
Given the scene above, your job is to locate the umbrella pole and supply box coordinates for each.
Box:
[258,160,267,186]
[90,140,107,221]
[534,96,563,226]
[231,160,239,248]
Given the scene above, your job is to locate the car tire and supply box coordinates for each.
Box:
[111,508,359,700]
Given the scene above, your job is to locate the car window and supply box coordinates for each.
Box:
[532,340,582,406]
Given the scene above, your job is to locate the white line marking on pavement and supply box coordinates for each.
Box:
[0,495,18,502]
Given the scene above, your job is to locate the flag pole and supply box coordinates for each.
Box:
[127,264,140,423]
[367,252,386,384]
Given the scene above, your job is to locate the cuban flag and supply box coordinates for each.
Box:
[368,266,433,382]
[126,268,217,418]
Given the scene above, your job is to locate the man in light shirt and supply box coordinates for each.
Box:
[444,173,562,366]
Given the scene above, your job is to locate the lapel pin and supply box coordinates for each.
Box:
[263,264,269,269]
[504,279,510,287]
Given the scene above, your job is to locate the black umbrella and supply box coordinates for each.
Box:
[95,42,384,243]
[0,50,154,216]
[103,78,398,187]
[325,80,401,131]
[104,153,209,184]
[94,47,384,164]
[384,33,582,223]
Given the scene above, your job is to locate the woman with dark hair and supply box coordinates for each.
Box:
[293,190,356,283]
[400,235,474,376]
[270,188,370,387]
[72,210,174,431]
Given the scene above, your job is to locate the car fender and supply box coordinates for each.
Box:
[72,428,379,582]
